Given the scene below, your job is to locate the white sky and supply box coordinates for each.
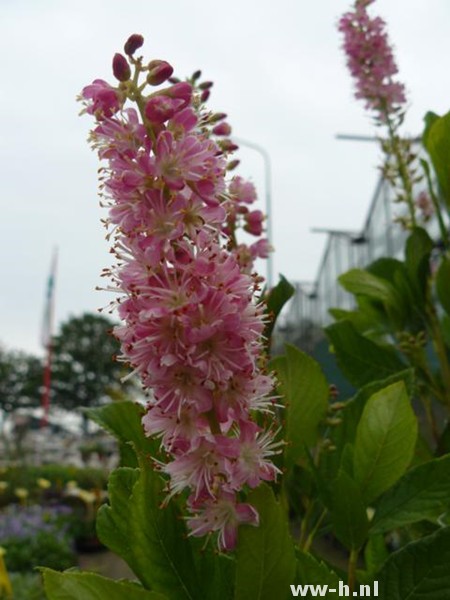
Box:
[2,0,450,355]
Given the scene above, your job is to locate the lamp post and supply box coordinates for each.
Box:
[232,137,274,288]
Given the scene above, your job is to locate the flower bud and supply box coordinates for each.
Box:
[208,112,227,124]
[192,69,202,81]
[147,60,174,86]
[212,122,231,136]
[124,34,144,56]
[199,81,213,90]
[200,89,210,103]
[220,139,239,153]
[165,82,192,108]
[112,53,131,82]
[226,159,240,171]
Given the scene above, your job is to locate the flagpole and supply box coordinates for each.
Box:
[41,248,57,427]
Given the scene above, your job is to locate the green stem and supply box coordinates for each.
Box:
[298,501,315,549]
[302,508,327,553]
[347,548,359,594]
[385,112,417,227]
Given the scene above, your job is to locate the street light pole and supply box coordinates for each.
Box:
[232,137,274,288]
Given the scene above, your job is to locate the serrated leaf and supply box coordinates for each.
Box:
[85,401,159,465]
[190,540,235,600]
[41,569,167,600]
[234,484,296,600]
[325,320,405,388]
[294,551,340,588]
[371,455,450,533]
[330,470,369,551]
[127,457,200,599]
[270,345,328,465]
[96,467,139,563]
[353,381,417,504]
[378,527,450,599]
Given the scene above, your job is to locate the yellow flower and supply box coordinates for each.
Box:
[37,478,51,489]
[14,487,29,499]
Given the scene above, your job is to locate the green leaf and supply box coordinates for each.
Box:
[190,542,235,600]
[294,551,340,588]
[338,268,399,306]
[353,381,417,504]
[405,227,433,305]
[270,345,328,465]
[378,527,450,599]
[320,370,415,485]
[364,534,389,576]
[96,467,140,564]
[330,470,369,551]
[264,274,295,343]
[127,457,200,599]
[234,484,296,600]
[85,401,159,463]
[423,110,450,206]
[325,320,405,388]
[41,569,167,600]
[371,455,450,533]
[436,256,450,316]
[97,462,200,600]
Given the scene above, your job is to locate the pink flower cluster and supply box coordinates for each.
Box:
[338,0,406,116]
[80,35,279,551]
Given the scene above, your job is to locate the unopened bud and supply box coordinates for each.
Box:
[208,112,227,124]
[192,70,202,81]
[147,60,174,86]
[165,82,192,107]
[124,34,144,56]
[199,81,213,90]
[113,53,131,81]
[200,89,210,103]
[220,139,239,153]
[213,122,232,136]
[226,159,240,171]
[168,76,181,84]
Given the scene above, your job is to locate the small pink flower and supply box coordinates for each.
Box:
[82,79,122,119]
[244,210,264,236]
[229,176,257,204]
[187,491,259,551]
[145,95,184,124]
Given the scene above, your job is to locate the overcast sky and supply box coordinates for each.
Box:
[2,0,450,356]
